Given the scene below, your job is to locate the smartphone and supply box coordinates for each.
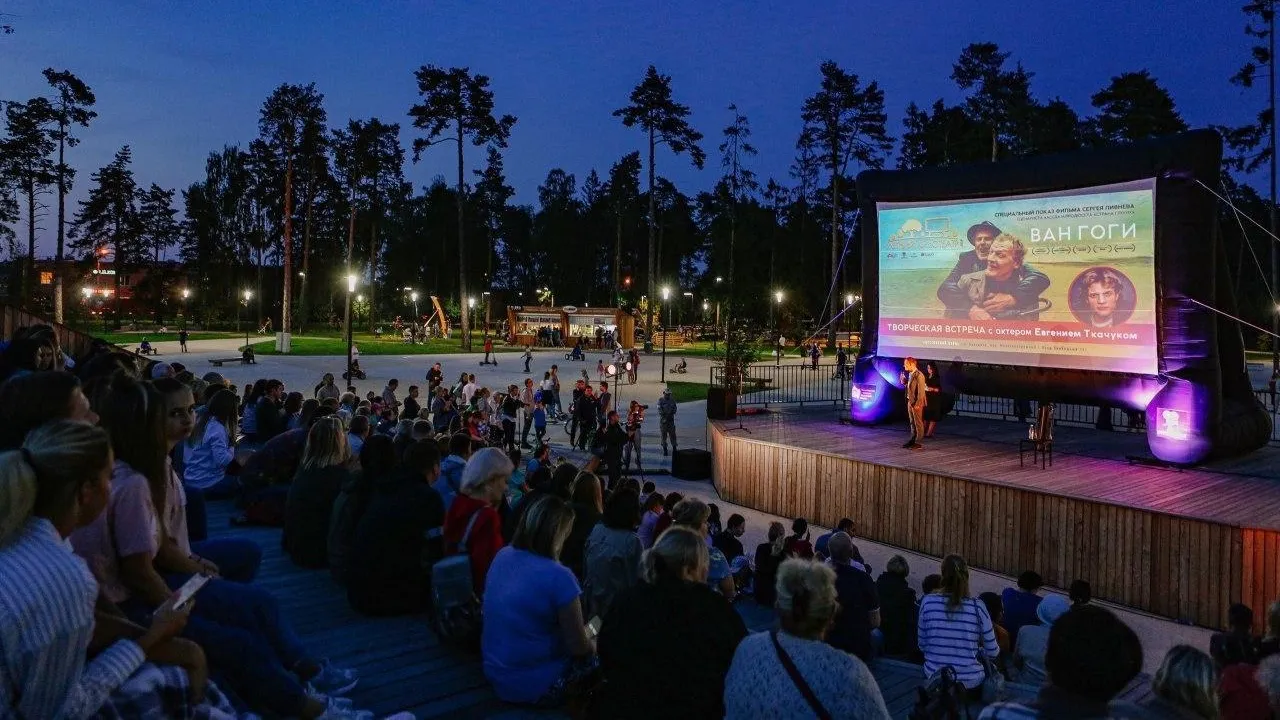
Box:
[172,573,212,609]
[586,615,602,637]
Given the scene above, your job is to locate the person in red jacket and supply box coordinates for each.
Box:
[441,447,512,595]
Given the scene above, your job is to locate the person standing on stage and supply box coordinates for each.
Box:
[923,361,943,438]
[903,357,927,449]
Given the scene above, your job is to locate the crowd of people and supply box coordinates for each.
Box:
[9,324,1280,720]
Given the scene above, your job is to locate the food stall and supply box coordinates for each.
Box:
[506,305,636,348]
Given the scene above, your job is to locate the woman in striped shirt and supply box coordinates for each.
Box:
[917,554,1000,697]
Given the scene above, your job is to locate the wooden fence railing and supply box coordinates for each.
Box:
[2,303,106,360]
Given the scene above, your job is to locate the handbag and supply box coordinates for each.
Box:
[971,600,1006,704]
[770,631,834,720]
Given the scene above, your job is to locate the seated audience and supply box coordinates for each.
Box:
[1069,578,1092,607]
[1125,645,1221,720]
[328,434,396,584]
[1259,601,1280,661]
[1010,594,1070,686]
[876,554,919,659]
[284,417,354,568]
[980,591,1012,659]
[978,605,1142,718]
[183,389,241,498]
[713,512,747,562]
[347,440,445,616]
[433,433,474,512]
[346,414,369,456]
[723,559,891,719]
[1002,570,1045,643]
[922,573,943,595]
[582,487,643,620]
[481,496,595,706]
[825,531,880,662]
[783,517,814,559]
[282,391,304,431]
[561,471,603,578]
[71,375,358,718]
[595,527,748,719]
[156,377,261,583]
[671,497,737,601]
[1255,655,1280,715]
[753,521,787,608]
[442,447,510,596]
[636,491,665,549]
[918,554,999,697]
[650,491,682,541]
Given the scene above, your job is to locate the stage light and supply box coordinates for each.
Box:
[607,364,617,376]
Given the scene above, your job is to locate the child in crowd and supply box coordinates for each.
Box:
[532,399,548,445]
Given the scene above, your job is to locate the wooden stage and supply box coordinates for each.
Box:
[710,410,1280,632]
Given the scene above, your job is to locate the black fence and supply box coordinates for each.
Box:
[708,363,1280,444]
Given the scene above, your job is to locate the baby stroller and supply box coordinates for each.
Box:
[342,358,367,381]
[565,344,586,361]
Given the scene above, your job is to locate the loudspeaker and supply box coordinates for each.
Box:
[706,387,738,420]
[672,448,712,480]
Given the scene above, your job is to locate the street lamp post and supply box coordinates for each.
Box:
[774,290,784,366]
[713,276,723,352]
[345,275,356,384]
[240,290,252,352]
[410,291,419,320]
[468,297,476,337]
[661,286,671,378]
[181,288,190,328]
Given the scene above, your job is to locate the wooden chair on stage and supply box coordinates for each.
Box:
[1019,403,1055,469]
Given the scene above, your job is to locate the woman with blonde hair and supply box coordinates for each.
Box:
[917,554,999,697]
[595,526,747,718]
[753,520,787,607]
[724,558,890,718]
[671,497,737,600]
[284,417,353,568]
[1138,645,1219,719]
[482,495,595,707]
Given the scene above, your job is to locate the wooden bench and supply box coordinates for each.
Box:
[208,356,253,367]
[744,377,774,390]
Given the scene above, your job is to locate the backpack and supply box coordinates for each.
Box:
[430,509,484,648]
[909,666,968,720]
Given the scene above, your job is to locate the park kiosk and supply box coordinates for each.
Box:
[507,305,636,348]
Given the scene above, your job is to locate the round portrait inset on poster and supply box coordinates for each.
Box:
[1068,266,1137,328]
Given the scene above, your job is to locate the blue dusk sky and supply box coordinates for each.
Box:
[0,0,1260,256]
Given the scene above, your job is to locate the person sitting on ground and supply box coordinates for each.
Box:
[346,414,369,457]
[1069,578,1092,607]
[1010,594,1070,686]
[1002,570,1045,644]
[671,497,737,601]
[482,496,595,706]
[875,555,919,660]
[723,558,892,719]
[254,379,287,443]
[706,502,723,538]
[921,573,943,596]
[328,434,396,585]
[442,447,511,597]
[1125,645,1222,720]
[283,417,354,569]
[814,517,854,560]
[651,490,682,540]
[595,526,748,719]
[1259,601,1280,661]
[561,471,604,579]
[182,388,242,499]
[0,420,243,719]
[346,440,445,617]
[282,391,304,431]
[783,517,814,559]
[71,376,359,718]
[582,487,643,620]
[637,491,665,549]
[714,512,747,563]
[980,591,1012,662]
[1211,608,1273,720]
[918,554,1000,698]
[0,370,99,450]
[825,531,881,663]
[433,432,474,513]
[156,377,262,584]
[753,520,787,608]
[639,480,656,507]
[980,605,1142,718]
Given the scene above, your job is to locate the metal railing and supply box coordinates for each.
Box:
[708,363,1279,443]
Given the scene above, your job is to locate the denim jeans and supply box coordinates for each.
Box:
[191,537,263,583]
[122,576,311,716]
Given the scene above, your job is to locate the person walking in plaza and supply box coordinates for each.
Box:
[519,378,537,448]
[658,387,677,457]
[482,336,496,366]
[523,345,533,373]
[903,357,927,449]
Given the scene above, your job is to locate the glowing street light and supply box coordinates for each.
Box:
[410,290,420,318]
[81,286,92,299]
[240,289,253,351]
[347,274,357,293]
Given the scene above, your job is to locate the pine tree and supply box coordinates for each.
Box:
[43,68,96,322]
[71,146,139,329]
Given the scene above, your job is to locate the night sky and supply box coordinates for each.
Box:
[0,0,1259,257]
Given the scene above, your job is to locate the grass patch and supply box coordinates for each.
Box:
[250,334,525,356]
[88,331,243,345]
[671,340,859,359]
[664,381,711,403]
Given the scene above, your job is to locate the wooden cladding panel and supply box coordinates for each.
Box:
[712,425,1280,631]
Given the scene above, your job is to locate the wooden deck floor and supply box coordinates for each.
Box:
[712,411,1280,531]
[207,499,1153,719]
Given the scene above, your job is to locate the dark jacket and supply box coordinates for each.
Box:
[346,470,445,616]
[827,563,880,662]
[712,530,744,563]
[328,471,376,585]
[402,396,421,421]
[561,504,601,579]
[283,465,351,568]
[255,397,285,442]
[594,579,747,720]
[754,542,785,608]
[875,571,919,658]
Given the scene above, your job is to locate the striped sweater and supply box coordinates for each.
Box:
[917,593,1000,689]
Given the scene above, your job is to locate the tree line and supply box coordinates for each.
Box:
[1,25,1277,350]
